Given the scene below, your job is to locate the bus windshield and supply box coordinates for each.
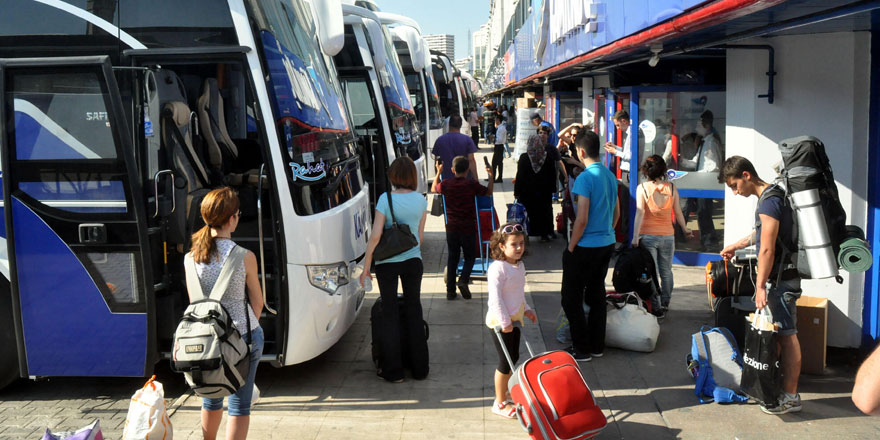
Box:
[424,71,443,130]
[252,0,363,215]
[377,28,422,161]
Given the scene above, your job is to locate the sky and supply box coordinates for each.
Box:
[371,0,490,62]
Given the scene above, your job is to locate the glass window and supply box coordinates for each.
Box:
[12,72,116,160]
[83,252,140,304]
[424,71,443,130]
[637,91,726,253]
[253,0,364,216]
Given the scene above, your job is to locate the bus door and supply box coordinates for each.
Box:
[0,57,154,377]
[340,72,390,211]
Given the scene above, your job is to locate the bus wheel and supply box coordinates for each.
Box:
[0,276,20,389]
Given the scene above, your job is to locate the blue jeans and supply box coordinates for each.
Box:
[767,278,802,336]
[203,326,264,416]
[639,234,675,308]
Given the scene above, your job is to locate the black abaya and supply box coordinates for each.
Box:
[514,153,556,236]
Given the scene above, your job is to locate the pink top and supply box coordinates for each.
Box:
[485,260,532,329]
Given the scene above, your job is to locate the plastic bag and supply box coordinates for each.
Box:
[42,420,103,440]
[605,292,660,352]
[555,303,590,345]
[122,375,173,440]
[741,308,782,405]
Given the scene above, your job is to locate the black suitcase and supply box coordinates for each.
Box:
[370,296,429,377]
[714,295,755,350]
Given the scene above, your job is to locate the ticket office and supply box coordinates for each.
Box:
[595,86,726,266]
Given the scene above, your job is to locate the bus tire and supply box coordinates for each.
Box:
[0,275,20,389]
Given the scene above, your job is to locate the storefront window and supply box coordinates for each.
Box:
[637,91,726,253]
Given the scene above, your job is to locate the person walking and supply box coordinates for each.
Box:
[631,155,693,316]
[718,155,802,414]
[485,223,537,419]
[187,187,264,440]
[468,107,481,147]
[432,156,494,300]
[433,114,478,181]
[561,131,619,362]
[361,157,429,382]
[491,116,508,180]
[514,134,557,241]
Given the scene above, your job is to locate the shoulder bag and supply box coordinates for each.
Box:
[374,192,419,261]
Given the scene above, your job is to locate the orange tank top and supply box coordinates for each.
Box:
[640,181,674,236]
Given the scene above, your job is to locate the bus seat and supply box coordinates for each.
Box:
[161,101,212,244]
[197,78,239,174]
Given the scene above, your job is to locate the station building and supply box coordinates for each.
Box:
[484,0,880,349]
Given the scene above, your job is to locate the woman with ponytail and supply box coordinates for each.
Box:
[186,187,264,440]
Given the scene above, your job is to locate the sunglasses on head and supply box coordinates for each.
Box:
[500,224,524,234]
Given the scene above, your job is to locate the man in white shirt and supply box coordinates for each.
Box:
[603,110,640,182]
[679,110,722,250]
[490,116,508,182]
[467,107,481,148]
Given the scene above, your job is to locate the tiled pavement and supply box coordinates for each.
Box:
[3,143,880,439]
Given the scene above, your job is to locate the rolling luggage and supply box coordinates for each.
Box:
[494,325,606,440]
[370,296,429,377]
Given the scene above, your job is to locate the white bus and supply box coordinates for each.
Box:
[0,0,371,388]
[336,3,426,199]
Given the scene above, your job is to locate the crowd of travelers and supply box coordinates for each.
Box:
[180,99,880,438]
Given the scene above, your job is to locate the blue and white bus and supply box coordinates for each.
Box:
[380,12,444,183]
[0,0,371,388]
[336,2,426,200]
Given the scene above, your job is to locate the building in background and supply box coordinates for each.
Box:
[454,56,472,72]
[472,24,489,79]
[424,34,455,60]
[482,0,880,351]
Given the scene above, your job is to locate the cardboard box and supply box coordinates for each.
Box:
[796,295,828,375]
[523,91,537,100]
[516,98,536,109]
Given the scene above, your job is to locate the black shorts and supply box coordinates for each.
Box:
[490,326,521,374]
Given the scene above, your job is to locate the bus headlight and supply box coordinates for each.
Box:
[306,263,350,294]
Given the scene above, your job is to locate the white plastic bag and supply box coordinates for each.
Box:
[605,292,660,352]
[122,375,173,440]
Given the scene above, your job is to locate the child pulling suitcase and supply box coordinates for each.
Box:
[493,324,607,439]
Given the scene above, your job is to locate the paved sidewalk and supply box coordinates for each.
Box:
[166,146,880,439]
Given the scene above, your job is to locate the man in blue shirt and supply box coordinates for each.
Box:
[530,113,558,148]
[561,130,620,362]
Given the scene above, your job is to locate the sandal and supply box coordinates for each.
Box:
[491,400,516,419]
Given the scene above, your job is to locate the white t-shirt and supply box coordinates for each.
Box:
[467,111,479,127]
[494,124,508,144]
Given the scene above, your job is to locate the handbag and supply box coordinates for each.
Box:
[605,292,660,352]
[430,194,444,217]
[374,192,419,261]
[741,308,782,405]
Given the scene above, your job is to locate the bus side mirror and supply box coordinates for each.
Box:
[313,0,345,57]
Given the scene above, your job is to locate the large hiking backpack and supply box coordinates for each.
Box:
[173,246,251,398]
[612,246,660,303]
[777,136,848,279]
[687,326,748,404]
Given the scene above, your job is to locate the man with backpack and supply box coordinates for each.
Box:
[561,130,620,362]
[718,156,802,415]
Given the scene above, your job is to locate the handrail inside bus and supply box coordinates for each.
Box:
[257,163,277,315]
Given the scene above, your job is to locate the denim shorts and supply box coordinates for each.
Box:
[766,279,802,336]
[202,326,264,416]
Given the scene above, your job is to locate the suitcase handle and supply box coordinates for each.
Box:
[493,323,535,372]
[515,403,533,434]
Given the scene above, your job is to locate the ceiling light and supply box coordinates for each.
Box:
[648,44,663,68]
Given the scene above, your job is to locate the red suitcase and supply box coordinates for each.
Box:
[495,326,607,440]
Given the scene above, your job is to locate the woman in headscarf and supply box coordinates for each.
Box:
[514,133,557,241]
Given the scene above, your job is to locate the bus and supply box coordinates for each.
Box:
[431,51,467,127]
[0,0,371,388]
[379,13,443,182]
[336,3,425,199]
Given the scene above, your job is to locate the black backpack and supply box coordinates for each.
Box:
[612,247,660,302]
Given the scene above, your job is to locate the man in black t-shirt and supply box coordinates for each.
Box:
[718,156,802,415]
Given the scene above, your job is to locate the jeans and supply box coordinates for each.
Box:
[561,245,614,354]
[202,326,264,416]
[375,258,428,380]
[639,234,675,308]
[767,278,802,336]
[446,232,476,293]
[492,145,505,180]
